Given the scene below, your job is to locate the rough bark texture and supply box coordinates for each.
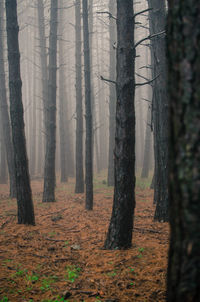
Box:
[167,2,200,301]
[75,0,84,193]
[0,0,16,196]
[43,0,58,202]
[148,0,169,221]
[82,0,93,210]
[104,0,135,250]
[5,0,35,225]
[107,0,116,187]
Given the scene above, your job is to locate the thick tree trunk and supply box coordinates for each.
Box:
[107,0,116,187]
[75,0,84,193]
[148,0,169,221]
[0,0,16,196]
[5,0,35,225]
[104,0,135,250]
[82,0,93,210]
[167,2,200,301]
[43,0,58,202]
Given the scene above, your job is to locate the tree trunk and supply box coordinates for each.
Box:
[82,0,93,210]
[43,0,58,202]
[5,0,35,225]
[148,0,169,221]
[107,0,116,187]
[58,0,68,183]
[37,0,48,151]
[75,0,84,193]
[104,0,135,249]
[167,2,200,301]
[141,103,152,178]
[0,0,16,196]
[0,133,7,184]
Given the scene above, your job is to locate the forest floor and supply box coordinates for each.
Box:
[0,173,169,302]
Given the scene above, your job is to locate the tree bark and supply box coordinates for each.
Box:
[107,0,116,187]
[58,0,68,183]
[0,0,16,196]
[5,0,35,225]
[43,0,58,202]
[104,0,135,249]
[82,0,93,210]
[167,1,200,301]
[148,0,169,221]
[75,0,84,193]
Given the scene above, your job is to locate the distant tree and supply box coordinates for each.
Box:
[43,0,58,202]
[167,1,200,301]
[148,0,169,221]
[82,0,93,210]
[58,0,68,183]
[0,0,16,195]
[75,0,84,193]
[5,0,35,224]
[104,0,135,249]
[107,0,116,187]
[0,132,7,184]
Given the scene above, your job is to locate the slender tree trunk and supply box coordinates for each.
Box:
[141,103,152,178]
[0,0,16,196]
[43,0,58,202]
[104,0,135,249]
[75,0,84,193]
[148,0,169,221]
[107,0,116,187]
[82,0,93,210]
[5,0,35,225]
[58,0,68,183]
[0,132,7,184]
[167,1,200,301]
[37,0,48,148]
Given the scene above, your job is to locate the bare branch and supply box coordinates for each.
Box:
[100,75,116,85]
[135,74,159,87]
[96,11,117,20]
[134,30,166,48]
[133,8,153,18]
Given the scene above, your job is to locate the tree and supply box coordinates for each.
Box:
[58,0,68,183]
[147,0,169,221]
[5,0,35,225]
[0,0,16,196]
[104,0,135,249]
[75,0,84,193]
[82,0,93,210]
[107,0,116,187]
[43,0,58,202]
[167,1,200,301]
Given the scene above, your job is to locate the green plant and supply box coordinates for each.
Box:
[48,231,57,238]
[63,241,69,248]
[107,269,117,277]
[0,297,9,302]
[137,247,144,258]
[26,273,39,283]
[65,265,81,283]
[12,264,27,278]
[40,276,58,292]
[129,267,135,272]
